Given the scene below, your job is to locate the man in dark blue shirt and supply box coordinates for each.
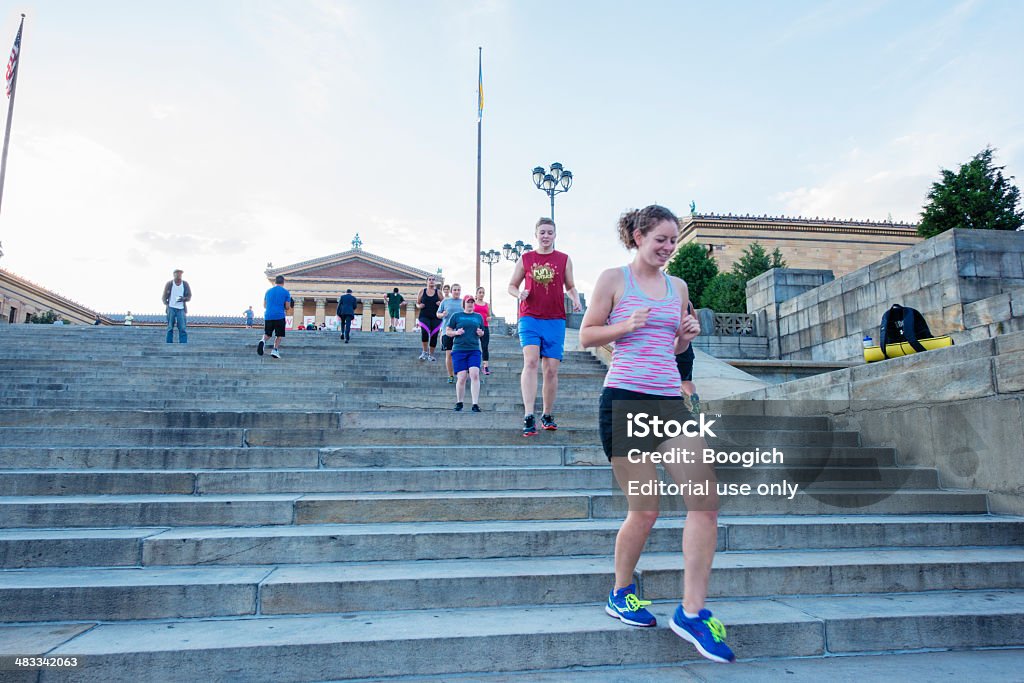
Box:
[258,275,293,359]
[336,289,359,344]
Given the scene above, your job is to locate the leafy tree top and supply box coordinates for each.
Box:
[666,242,718,306]
[731,242,787,282]
[918,147,1024,238]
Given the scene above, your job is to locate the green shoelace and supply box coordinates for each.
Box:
[624,593,652,612]
[704,615,727,643]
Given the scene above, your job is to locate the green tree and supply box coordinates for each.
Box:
[918,147,1024,238]
[28,310,60,324]
[731,242,787,281]
[666,242,718,306]
[699,272,747,313]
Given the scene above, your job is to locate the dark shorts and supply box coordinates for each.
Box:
[676,345,695,382]
[264,318,286,337]
[599,387,693,461]
[441,334,454,351]
[388,307,401,319]
[452,349,482,374]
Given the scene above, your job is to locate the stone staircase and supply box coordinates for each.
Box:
[0,325,1022,681]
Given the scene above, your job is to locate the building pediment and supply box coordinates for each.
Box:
[267,249,437,284]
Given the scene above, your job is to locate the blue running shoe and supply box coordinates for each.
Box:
[670,605,735,663]
[604,584,656,627]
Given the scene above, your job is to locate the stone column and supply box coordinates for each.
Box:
[314,298,326,327]
[292,297,305,328]
[405,302,418,334]
[361,299,373,332]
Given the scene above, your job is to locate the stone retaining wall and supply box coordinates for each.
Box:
[747,230,1024,361]
[721,330,1024,515]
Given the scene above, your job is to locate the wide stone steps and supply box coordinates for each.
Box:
[5,590,1024,682]
[2,326,1020,679]
[3,548,1024,623]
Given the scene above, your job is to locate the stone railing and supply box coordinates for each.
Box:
[712,313,758,336]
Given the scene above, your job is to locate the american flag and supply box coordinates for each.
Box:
[5,20,22,98]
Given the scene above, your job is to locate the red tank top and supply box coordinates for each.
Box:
[520,249,569,320]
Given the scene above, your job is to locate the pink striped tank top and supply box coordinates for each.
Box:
[603,266,682,396]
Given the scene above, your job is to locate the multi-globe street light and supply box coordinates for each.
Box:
[479,249,501,313]
[502,240,532,326]
[531,163,573,223]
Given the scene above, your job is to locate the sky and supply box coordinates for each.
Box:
[1,0,1022,316]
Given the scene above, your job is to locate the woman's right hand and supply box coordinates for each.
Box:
[624,307,651,332]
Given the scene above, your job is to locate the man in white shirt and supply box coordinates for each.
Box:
[161,269,192,343]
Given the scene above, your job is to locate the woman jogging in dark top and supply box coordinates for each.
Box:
[579,204,734,664]
[416,275,442,362]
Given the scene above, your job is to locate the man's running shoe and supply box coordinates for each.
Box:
[541,414,558,431]
[256,339,265,356]
[471,404,481,412]
[418,352,427,361]
[270,349,281,359]
[522,414,537,437]
[447,376,455,384]
[454,402,463,412]
[604,584,656,627]
[670,605,735,663]
[427,354,437,362]
[689,393,702,415]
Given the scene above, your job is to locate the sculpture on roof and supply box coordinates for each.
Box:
[352,234,363,251]
[689,200,696,215]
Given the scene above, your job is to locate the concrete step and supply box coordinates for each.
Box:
[0,445,899,470]
[136,514,1024,567]
[0,465,939,496]
[0,409,829,431]
[390,649,1024,682]
[3,515,1021,569]
[14,590,1024,681]
[244,428,862,448]
[0,489,991,528]
[3,547,1023,623]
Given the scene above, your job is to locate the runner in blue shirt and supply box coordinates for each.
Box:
[258,276,293,359]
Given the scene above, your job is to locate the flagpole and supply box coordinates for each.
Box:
[0,14,25,217]
[474,46,482,290]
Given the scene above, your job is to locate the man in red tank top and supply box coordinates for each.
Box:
[507,217,583,436]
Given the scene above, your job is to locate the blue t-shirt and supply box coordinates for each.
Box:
[447,311,483,351]
[264,286,292,320]
[437,297,463,321]
[244,309,254,322]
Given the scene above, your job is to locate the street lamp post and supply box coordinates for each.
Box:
[502,240,532,327]
[479,249,500,314]
[531,163,573,223]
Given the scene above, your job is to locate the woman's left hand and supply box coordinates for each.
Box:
[678,313,700,342]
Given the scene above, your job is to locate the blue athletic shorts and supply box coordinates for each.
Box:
[518,316,566,360]
[452,350,482,374]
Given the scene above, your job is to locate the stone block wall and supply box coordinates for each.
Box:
[721,330,1024,515]
[748,230,1024,361]
[691,335,769,359]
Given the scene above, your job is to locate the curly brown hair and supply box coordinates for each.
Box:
[617,205,680,249]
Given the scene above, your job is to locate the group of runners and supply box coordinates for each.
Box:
[255,209,731,662]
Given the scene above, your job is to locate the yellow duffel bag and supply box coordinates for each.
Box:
[863,335,954,363]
